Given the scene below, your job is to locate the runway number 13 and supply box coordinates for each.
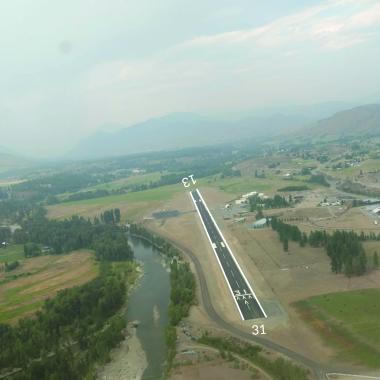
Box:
[182,174,196,188]
[252,324,266,335]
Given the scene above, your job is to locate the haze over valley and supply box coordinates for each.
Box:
[1,2,380,380]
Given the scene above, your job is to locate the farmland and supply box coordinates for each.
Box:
[47,183,182,220]
[0,244,24,263]
[199,175,318,196]
[68,171,162,193]
[0,250,98,324]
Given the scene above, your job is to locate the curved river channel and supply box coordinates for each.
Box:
[127,236,170,380]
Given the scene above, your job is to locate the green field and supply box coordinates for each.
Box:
[60,183,181,206]
[86,172,162,192]
[199,174,319,196]
[295,289,380,368]
[47,183,183,221]
[326,158,380,178]
[0,245,24,263]
[57,172,163,200]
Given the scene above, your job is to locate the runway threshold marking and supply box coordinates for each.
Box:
[190,188,267,320]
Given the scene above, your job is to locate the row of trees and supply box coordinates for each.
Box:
[15,208,133,261]
[0,226,11,242]
[166,260,196,372]
[0,262,135,379]
[308,174,330,187]
[270,217,374,276]
[4,260,20,272]
[326,231,367,275]
[270,218,307,251]
[249,194,289,211]
[99,208,121,224]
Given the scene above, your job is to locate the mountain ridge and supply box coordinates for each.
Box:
[68,104,380,160]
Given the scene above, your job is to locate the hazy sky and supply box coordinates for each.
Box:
[1,0,380,157]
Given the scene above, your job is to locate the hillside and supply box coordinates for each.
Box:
[68,104,380,160]
[309,104,380,137]
[0,147,38,177]
[68,112,308,159]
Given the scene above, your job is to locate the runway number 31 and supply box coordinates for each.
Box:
[182,174,196,188]
[252,324,266,335]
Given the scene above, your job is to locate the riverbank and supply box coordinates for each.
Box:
[96,263,147,380]
[96,322,147,380]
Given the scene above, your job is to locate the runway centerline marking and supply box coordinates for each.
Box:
[190,188,267,320]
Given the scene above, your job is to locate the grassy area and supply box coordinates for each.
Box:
[326,158,380,178]
[85,172,162,192]
[47,183,182,221]
[199,174,319,196]
[294,289,380,368]
[0,250,98,324]
[58,183,180,207]
[56,172,163,200]
[0,244,24,263]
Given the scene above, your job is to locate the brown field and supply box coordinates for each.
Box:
[0,250,98,324]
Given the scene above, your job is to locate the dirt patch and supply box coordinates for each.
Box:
[96,323,147,380]
[170,343,268,380]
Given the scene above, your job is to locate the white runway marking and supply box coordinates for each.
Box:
[190,189,267,320]
[194,189,267,319]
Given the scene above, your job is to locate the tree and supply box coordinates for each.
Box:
[283,238,289,252]
[256,210,264,220]
[13,229,28,244]
[24,242,41,257]
[114,208,121,223]
[0,227,11,242]
[373,251,379,269]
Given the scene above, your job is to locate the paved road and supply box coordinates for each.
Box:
[190,188,266,320]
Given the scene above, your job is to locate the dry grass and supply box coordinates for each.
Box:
[0,250,98,324]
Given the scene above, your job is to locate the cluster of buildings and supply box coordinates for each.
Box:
[320,200,343,207]
[223,191,270,229]
[232,191,268,206]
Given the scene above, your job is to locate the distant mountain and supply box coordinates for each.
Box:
[307,104,380,137]
[68,112,308,159]
[69,104,380,160]
[205,101,357,123]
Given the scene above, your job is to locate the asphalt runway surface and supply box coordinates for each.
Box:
[190,188,266,320]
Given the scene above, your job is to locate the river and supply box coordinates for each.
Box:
[127,235,170,380]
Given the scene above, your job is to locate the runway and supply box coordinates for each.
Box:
[190,188,266,320]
